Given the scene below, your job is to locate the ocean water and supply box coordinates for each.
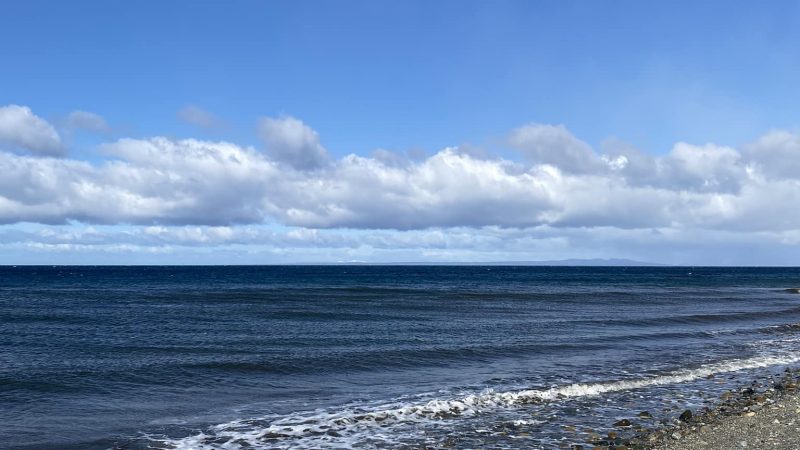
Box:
[2,266,800,449]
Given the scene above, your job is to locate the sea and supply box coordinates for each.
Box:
[2,265,800,449]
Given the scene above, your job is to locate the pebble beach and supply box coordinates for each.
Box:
[656,394,800,450]
[652,367,800,450]
[568,368,800,450]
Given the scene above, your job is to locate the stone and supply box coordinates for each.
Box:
[679,409,693,422]
[613,419,631,427]
[671,431,682,440]
[637,411,653,419]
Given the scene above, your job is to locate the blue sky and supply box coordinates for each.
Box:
[5,1,800,153]
[1,1,800,264]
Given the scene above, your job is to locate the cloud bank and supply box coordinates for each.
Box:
[1,104,799,264]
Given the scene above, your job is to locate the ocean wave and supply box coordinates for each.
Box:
[758,322,800,334]
[621,306,800,327]
[156,352,800,449]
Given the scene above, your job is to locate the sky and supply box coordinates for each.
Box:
[1,0,799,265]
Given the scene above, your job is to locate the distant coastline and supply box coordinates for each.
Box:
[9,260,800,267]
[330,258,668,266]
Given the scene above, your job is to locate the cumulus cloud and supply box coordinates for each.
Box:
[509,123,602,173]
[177,105,224,130]
[267,150,556,229]
[0,105,64,156]
[742,130,800,180]
[65,110,110,133]
[1,105,800,251]
[257,115,330,170]
[1,129,799,233]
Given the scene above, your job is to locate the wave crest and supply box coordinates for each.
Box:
[158,352,800,449]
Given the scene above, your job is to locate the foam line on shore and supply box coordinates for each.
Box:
[161,352,800,449]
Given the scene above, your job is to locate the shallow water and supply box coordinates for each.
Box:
[1,266,799,449]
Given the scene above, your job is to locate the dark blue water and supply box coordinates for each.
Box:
[2,266,800,449]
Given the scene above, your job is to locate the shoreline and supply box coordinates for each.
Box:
[650,366,800,450]
[569,367,800,449]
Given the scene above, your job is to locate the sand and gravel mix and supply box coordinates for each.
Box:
[655,393,800,450]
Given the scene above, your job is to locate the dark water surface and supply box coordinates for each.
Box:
[2,266,800,449]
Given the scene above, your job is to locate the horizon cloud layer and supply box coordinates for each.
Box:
[1,104,799,264]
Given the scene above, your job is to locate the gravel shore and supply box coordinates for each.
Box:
[655,393,800,450]
[568,368,800,449]
[648,367,800,450]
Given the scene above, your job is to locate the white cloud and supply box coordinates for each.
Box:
[257,115,329,170]
[65,110,110,133]
[601,140,748,193]
[1,122,799,233]
[742,130,800,180]
[0,105,64,156]
[2,224,799,265]
[177,105,224,130]
[1,129,798,233]
[662,142,745,192]
[509,123,602,173]
[2,104,800,265]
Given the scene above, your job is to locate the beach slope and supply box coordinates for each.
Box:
[654,371,800,450]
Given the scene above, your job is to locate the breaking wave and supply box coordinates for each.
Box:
[158,352,800,449]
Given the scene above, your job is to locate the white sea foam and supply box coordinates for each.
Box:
[161,352,800,449]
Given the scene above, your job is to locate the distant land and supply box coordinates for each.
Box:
[332,258,666,266]
[2,259,666,267]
